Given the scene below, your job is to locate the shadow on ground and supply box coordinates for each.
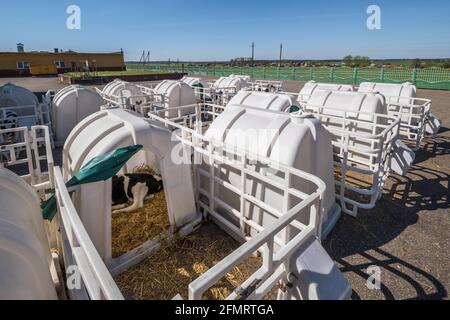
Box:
[324,134,449,300]
[414,129,450,165]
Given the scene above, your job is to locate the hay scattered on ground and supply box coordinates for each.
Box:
[132,164,159,176]
[114,222,264,300]
[112,191,170,258]
[334,166,374,205]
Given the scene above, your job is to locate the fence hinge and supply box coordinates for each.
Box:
[236,278,262,300]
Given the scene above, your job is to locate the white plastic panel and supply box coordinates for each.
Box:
[299,81,354,105]
[358,82,417,104]
[0,83,39,109]
[228,91,298,112]
[153,80,197,117]
[213,77,248,92]
[0,168,57,300]
[53,85,104,146]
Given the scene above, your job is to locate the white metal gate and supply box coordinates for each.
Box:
[386,96,431,150]
[0,125,54,192]
[53,167,124,300]
[300,104,400,216]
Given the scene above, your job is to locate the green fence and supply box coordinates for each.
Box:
[147,65,450,90]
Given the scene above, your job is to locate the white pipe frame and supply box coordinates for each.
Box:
[53,167,124,300]
[298,104,400,216]
[0,125,54,192]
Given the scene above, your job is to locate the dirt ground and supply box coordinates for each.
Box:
[1,76,448,300]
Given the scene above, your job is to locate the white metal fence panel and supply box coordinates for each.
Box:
[53,167,124,300]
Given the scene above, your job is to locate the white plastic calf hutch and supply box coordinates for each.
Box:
[148,105,351,300]
[0,83,51,130]
[181,76,211,102]
[100,79,149,111]
[212,76,250,105]
[302,90,402,216]
[100,80,197,118]
[0,168,57,300]
[298,81,354,106]
[228,90,299,113]
[214,76,249,91]
[203,104,341,239]
[151,80,197,117]
[0,128,123,300]
[358,82,440,149]
[62,107,198,274]
[181,76,208,89]
[52,85,104,146]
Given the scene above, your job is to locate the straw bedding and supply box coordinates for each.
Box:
[334,165,374,204]
[111,164,275,300]
[111,164,170,258]
[114,222,264,300]
[111,191,170,258]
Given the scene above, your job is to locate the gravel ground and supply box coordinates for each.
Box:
[1,76,449,300]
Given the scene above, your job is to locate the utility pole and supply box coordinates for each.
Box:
[251,41,255,67]
[145,50,150,67]
[279,43,283,67]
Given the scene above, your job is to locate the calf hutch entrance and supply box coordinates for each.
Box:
[63,108,198,275]
[57,107,350,300]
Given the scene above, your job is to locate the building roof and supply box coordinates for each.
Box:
[0,51,123,55]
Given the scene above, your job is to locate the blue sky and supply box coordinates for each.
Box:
[1,0,449,61]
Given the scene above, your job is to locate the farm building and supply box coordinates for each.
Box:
[0,44,126,77]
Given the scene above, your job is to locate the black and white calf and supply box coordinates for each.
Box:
[111,173,163,214]
[0,110,18,130]
[0,111,18,147]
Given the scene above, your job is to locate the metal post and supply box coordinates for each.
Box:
[251,42,255,67]
[279,43,283,68]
